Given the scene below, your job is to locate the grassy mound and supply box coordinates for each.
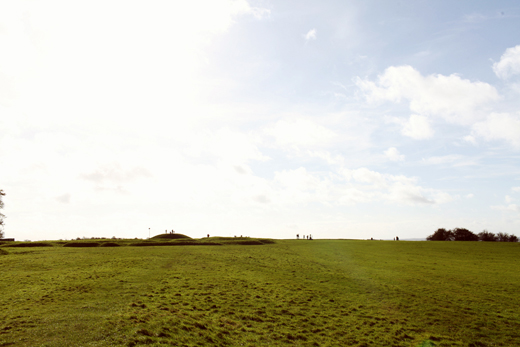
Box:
[0,249,8,255]
[63,242,100,247]
[151,233,192,240]
[132,241,221,246]
[99,242,121,247]
[3,242,54,247]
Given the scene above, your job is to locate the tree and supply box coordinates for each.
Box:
[496,232,519,242]
[508,234,519,242]
[478,229,497,241]
[452,228,478,241]
[427,228,454,241]
[496,232,509,242]
[0,190,5,239]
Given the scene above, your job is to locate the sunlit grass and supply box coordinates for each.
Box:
[0,240,519,346]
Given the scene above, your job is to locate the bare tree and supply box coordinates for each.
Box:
[0,190,5,239]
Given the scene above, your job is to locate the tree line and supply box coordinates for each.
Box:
[427,228,519,242]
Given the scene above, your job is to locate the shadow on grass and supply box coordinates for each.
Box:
[63,242,100,247]
[2,242,54,247]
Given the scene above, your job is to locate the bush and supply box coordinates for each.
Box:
[508,234,519,242]
[452,228,479,241]
[427,228,453,241]
[496,232,519,242]
[478,230,497,241]
[63,242,100,247]
[428,228,518,242]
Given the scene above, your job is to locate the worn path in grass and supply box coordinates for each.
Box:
[0,240,519,346]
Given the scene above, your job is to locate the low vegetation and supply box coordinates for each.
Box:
[427,228,519,242]
[0,239,519,346]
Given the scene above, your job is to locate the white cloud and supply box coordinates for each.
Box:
[493,45,520,79]
[463,135,478,145]
[491,204,520,213]
[505,195,515,203]
[265,119,337,149]
[304,28,317,41]
[261,166,455,208]
[421,154,476,167]
[81,164,152,184]
[512,187,520,193]
[384,147,405,161]
[55,194,71,204]
[307,150,345,165]
[466,193,474,199]
[230,0,271,19]
[351,168,387,187]
[187,128,270,165]
[341,168,453,205]
[470,112,520,148]
[463,13,487,23]
[400,114,434,139]
[357,65,500,126]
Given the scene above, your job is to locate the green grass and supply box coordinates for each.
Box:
[0,240,519,346]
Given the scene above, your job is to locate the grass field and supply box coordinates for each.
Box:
[0,239,519,346]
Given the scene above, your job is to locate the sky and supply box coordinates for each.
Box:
[1,0,520,241]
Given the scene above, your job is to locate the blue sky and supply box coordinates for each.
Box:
[1,0,520,241]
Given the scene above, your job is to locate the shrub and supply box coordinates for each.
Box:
[452,228,479,241]
[496,232,519,242]
[426,228,453,241]
[63,242,100,247]
[478,230,497,242]
[508,234,519,242]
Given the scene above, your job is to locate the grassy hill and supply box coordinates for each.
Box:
[0,239,519,346]
[151,233,192,240]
